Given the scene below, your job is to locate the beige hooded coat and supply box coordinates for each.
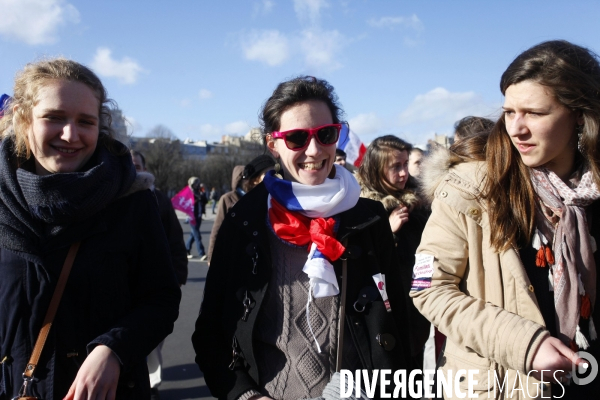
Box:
[410,149,553,399]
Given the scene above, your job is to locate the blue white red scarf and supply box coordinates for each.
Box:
[264,165,361,294]
[264,165,361,351]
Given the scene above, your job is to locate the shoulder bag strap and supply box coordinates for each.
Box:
[23,242,81,379]
[336,239,348,372]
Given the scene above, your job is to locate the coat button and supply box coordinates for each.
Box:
[440,191,448,198]
[528,285,534,292]
[231,212,236,217]
[127,381,135,388]
[376,333,396,351]
[468,207,479,216]
[253,231,258,236]
[243,221,248,226]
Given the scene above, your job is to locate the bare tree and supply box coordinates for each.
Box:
[147,124,179,141]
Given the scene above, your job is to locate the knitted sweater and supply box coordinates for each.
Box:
[248,228,361,400]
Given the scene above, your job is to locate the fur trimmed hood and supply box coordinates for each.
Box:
[120,171,155,198]
[419,146,487,204]
[356,173,421,213]
[419,147,455,203]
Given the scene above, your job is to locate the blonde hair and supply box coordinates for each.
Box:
[0,57,124,159]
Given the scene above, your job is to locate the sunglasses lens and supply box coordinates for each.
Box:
[285,130,309,149]
[317,126,339,145]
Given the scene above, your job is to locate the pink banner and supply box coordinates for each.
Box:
[171,186,196,226]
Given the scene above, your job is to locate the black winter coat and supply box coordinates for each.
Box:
[192,183,411,400]
[0,189,181,400]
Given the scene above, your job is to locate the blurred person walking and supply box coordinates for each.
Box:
[207,155,275,264]
[209,186,218,214]
[185,177,207,261]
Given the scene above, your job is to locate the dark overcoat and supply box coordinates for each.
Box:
[192,182,411,400]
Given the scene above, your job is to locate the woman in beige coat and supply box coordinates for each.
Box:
[411,40,600,399]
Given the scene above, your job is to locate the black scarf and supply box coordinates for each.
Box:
[0,137,136,256]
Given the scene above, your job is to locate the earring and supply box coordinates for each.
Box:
[577,124,584,153]
[274,160,283,179]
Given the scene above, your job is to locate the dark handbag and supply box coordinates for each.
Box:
[14,243,80,400]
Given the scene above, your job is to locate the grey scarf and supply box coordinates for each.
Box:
[0,137,136,256]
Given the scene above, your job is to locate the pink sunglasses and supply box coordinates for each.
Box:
[271,124,342,151]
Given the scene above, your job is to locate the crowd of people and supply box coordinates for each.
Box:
[1,38,600,400]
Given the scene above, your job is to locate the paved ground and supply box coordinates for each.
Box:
[157,210,217,400]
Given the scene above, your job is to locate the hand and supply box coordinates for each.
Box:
[530,336,586,381]
[389,206,409,233]
[64,345,121,400]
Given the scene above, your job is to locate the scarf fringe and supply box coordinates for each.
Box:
[576,325,590,349]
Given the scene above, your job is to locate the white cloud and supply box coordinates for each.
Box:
[199,89,213,99]
[91,47,146,85]
[253,0,274,16]
[294,0,328,25]
[180,99,191,107]
[349,113,384,137]
[0,0,80,45]
[225,121,250,135]
[399,87,496,126]
[300,28,346,71]
[241,30,290,66]
[199,124,221,138]
[397,87,500,143]
[368,14,424,32]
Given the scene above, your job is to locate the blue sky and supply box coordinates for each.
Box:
[2,0,599,146]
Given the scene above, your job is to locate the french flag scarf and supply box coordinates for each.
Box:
[264,165,361,351]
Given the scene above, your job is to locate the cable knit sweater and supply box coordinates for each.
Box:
[245,228,361,400]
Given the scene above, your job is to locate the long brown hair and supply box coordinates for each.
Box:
[358,135,413,198]
[483,40,600,251]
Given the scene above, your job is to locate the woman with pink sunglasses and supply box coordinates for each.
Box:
[193,76,412,399]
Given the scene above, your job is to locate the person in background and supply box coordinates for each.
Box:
[207,155,275,264]
[334,148,347,166]
[199,183,208,216]
[453,115,495,143]
[335,148,356,173]
[356,135,431,375]
[408,147,425,178]
[185,177,207,261]
[412,40,600,399]
[193,76,410,399]
[0,58,180,400]
[131,150,188,400]
[209,186,218,214]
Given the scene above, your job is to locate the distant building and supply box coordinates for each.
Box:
[130,128,264,161]
[427,133,454,152]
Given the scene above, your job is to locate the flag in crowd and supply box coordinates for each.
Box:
[171,186,196,226]
[0,94,11,118]
[337,124,366,167]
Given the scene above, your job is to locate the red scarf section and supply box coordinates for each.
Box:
[269,198,345,262]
